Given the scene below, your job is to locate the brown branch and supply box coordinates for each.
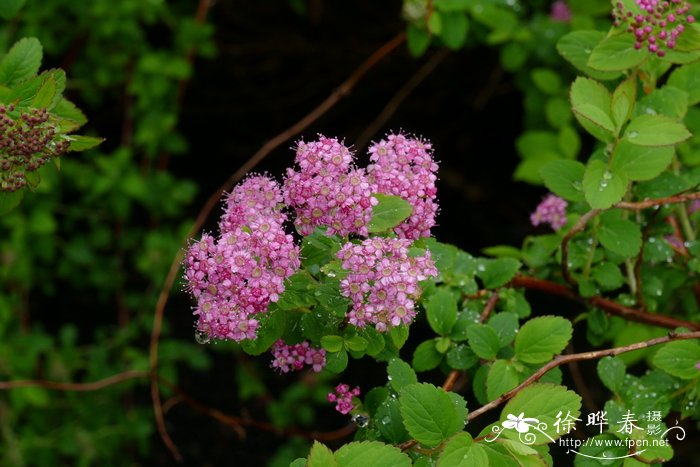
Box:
[561,209,600,286]
[467,331,700,421]
[354,47,449,152]
[0,370,148,391]
[615,191,700,210]
[148,32,405,462]
[480,292,499,323]
[510,275,700,331]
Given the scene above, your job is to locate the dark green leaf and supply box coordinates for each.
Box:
[597,356,626,393]
[325,349,348,373]
[0,190,24,214]
[446,344,478,370]
[556,30,621,80]
[514,316,572,364]
[334,441,411,467]
[652,340,700,379]
[540,159,586,202]
[387,358,417,392]
[425,288,458,335]
[488,312,519,347]
[466,324,501,360]
[597,218,642,258]
[439,11,469,50]
[477,258,521,289]
[582,159,628,209]
[399,383,465,447]
[438,432,488,466]
[68,135,104,152]
[412,340,443,371]
[486,359,519,401]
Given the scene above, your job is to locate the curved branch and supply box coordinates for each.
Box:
[615,191,700,210]
[511,275,700,331]
[467,331,700,421]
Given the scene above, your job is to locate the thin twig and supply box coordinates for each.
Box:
[510,275,700,331]
[480,292,499,323]
[467,331,700,421]
[354,47,449,152]
[561,209,600,286]
[148,32,406,462]
[0,370,148,391]
[615,191,700,210]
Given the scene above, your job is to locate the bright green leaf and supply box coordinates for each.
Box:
[611,76,636,129]
[369,194,413,233]
[540,159,586,202]
[624,114,691,146]
[556,30,621,80]
[668,61,700,105]
[467,324,501,360]
[68,135,104,152]
[387,358,418,392]
[597,218,642,258]
[321,335,344,353]
[439,11,469,50]
[426,288,458,335]
[596,356,626,393]
[477,258,521,289]
[413,340,443,371]
[399,383,466,447]
[334,441,412,467]
[652,340,700,379]
[588,33,648,71]
[582,159,628,209]
[308,441,339,467]
[0,37,42,86]
[610,141,674,181]
[514,316,573,364]
[487,359,520,401]
[438,433,488,466]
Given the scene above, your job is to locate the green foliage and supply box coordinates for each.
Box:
[399,383,467,447]
[368,194,413,233]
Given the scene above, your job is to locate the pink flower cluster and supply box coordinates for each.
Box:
[184,175,300,342]
[270,340,326,373]
[327,383,361,415]
[368,134,439,239]
[613,0,695,57]
[550,0,572,22]
[337,238,438,332]
[530,194,568,231]
[284,136,376,237]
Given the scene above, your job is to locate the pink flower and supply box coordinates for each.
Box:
[184,176,300,342]
[337,237,438,332]
[328,383,361,415]
[367,133,439,239]
[530,194,568,231]
[550,1,571,22]
[613,0,695,57]
[270,340,327,373]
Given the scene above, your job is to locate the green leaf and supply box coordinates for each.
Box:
[597,218,642,258]
[489,312,519,347]
[368,194,413,233]
[334,441,411,467]
[500,383,582,443]
[52,98,88,132]
[467,324,502,360]
[439,11,469,50]
[434,0,471,11]
[634,86,689,119]
[0,37,42,86]
[376,397,410,443]
[611,76,636,129]
[596,356,626,393]
[344,334,367,352]
[437,433,488,466]
[575,434,627,465]
[610,141,674,181]
[446,344,478,370]
[0,190,24,214]
[0,0,26,19]
[390,325,409,349]
[68,135,104,152]
[486,359,520,401]
[514,316,573,364]
[531,68,562,95]
[240,309,286,355]
[477,258,521,289]
[399,383,466,447]
[425,288,458,335]
[301,228,342,272]
[325,350,348,373]
[556,30,621,80]
[387,358,417,392]
[321,335,344,353]
[582,159,628,209]
[591,262,625,291]
[588,33,647,71]
[413,340,443,371]
[308,441,339,467]
[540,159,586,202]
[407,24,431,57]
[570,77,615,140]
[667,60,700,105]
[652,340,700,379]
[624,114,691,146]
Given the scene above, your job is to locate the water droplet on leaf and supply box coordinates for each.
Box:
[195,330,211,344]
[352,414,369,428]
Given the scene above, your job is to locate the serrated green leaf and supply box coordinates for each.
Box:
[570,77,615,140]
[652,340,700,379]
[446,344,478,370]
[611,76,636,129]
[321,335,344,353]
[514,316,572,364]
[240,309,286,355]
[591,262,625,291]
[308,441,339,467]
[500,383,582,444]
[487,359,520,401]
[588,33,647,71]
[369,194,412,233]
[52,98,87,132]
[556,30,621,80]
[597,218,642,258]
[387,358,417,392]
[376,397,410,443]
[624,114,691,146]
[597,356,626,393]
[390,324,409,349]
[325,349,348,373]
[477,258,521,289]
[426,288,458,335]
[610,141,674,181]
[399,383,465,447]
[334,441,411,467]
[489,312,519,347]
[68,135,104,152]
[467,324,501,360]
[531,68,561,95]
[668,61,700,105]
[540,159,586,202]
[413,339,443,371]
[0,37,42,86]
[582,159,628,209]
[634,86,688,119]
[301,228,342,272]
[437,432,488,466]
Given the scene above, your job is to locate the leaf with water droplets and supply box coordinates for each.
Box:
[387,358,417,392]
[653,340,700,379]
[334,441,412,467]
[539,159,586,202]
[556,30,620,81]
[623,114,691,146]
[597,218,642,258]
[582,159,628,209]
[610,141,674,181]
[437,432,487,466]
[399,383,467,447]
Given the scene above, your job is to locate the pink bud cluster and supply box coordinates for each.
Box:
[283,136,376,237]
[327,383,361,415]
[270,339,327,373]
[0,105,69,192]
[613,0,696,57]
[530,194,568,231]
[367,133,439,239]
[184,175,300,342]
[337,237,438,332]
